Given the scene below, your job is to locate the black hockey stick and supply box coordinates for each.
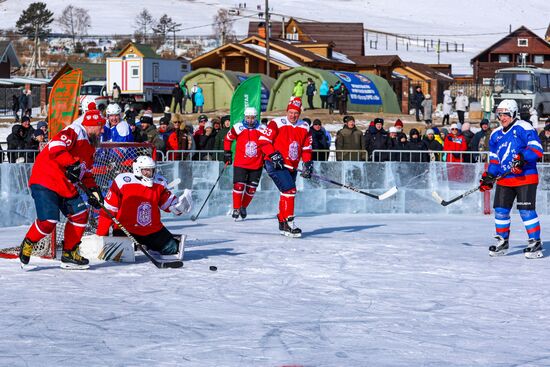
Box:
[77,182,183,269]
[301,170,398,200]
[191,162,229,221]
[432,171,511,207]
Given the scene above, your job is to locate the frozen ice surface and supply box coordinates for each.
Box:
[1,213,550,366]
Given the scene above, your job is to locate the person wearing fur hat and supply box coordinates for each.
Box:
[258,97,313,237]
[166,115,193,161]
[421,94,433,126]
[335,115,364,161]
[18,104,107,269]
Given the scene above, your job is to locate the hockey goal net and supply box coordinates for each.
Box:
[0,142,155,260]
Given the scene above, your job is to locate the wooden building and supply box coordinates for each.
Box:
[0,41,21,78]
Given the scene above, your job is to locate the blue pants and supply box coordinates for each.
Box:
[30,184,87,221]
[264,161,297,192]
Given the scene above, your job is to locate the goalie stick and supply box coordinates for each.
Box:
[301,170,398,200]
[77,182,183,269]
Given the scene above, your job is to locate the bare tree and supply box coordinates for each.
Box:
[135,9,154,44]
[58,5,91,48]
[212,9,235,45]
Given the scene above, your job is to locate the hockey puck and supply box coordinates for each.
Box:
[209,266,217,271]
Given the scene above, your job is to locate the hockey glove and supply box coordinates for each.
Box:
[87,186,104,209]
[269,151,285,170]
[301,161,313,179]
[65,162,82,183]
[479,172,496,192]
[224,150,233,165]
[170,189,193,216]
[511,153,525,175]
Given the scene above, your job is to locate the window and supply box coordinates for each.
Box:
[131,66,139,77]
[517,38,528,47]
[540,74,549,90]
[534,55,544,64]
[498,54,510,63]
[482,78,493,85]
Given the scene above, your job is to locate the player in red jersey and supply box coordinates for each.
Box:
[224,107,265,220]
[258,97,313,237]
[96,156,192,257]
[19,104,106,269]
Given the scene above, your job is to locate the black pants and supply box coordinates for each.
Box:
[457,110,465,124]
[494,183,537,210]
[339,100,347,115]
[415,106,423,121]
[320,95,327,109]
[307,95,314,110]
[442,114,450,125]
[233,166,263,185]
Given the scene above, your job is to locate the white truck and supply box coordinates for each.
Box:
[79,81,108,112]
[106,53,190,110]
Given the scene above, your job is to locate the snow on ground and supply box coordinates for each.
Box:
[1,213,550,366]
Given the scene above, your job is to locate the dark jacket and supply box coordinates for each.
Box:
[194,132,217,160]
[172,86,183,101]
[311,127,330,161]
[364,125,389,161]
[140,125,166,152]
[406,128,428,162]
[422,136,443,161]
[306,82,316,96]
[539,130,550,163]
[412,89,424,108]
[335,124,364,161]
[391,134,409,162]
[337,86,349,102]
[327,91,336,105]
[7,125,26,163]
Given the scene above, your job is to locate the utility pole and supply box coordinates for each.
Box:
[265,0,270,77]
[169,23,182,55]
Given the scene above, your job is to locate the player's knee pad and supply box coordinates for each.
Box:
[67,210,89,227]
[245,184,257,195]
[35,219,57,236]
[519,209,537,220]
[233,182,245,193]
[494,207,511,219]
[282,188,296,197]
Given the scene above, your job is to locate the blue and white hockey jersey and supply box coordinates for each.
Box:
[101,120,133,142]
[488,119,543,187]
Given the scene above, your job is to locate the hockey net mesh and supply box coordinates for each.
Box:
[0,142,154,259]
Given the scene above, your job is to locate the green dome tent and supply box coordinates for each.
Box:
[182,68,275,112]
[267,66,400,114]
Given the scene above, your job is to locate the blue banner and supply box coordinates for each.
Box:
[331,71,382,105]
[237,75,269,112]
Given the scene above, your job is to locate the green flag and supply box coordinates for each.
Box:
[230,75,262,128]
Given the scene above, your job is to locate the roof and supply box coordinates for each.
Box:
[0,41,21,68]
[0,77,49,85]
[248,19,365,56]
[546,23,550,40]
[242,44,302,68]
[403,61,454,81]
[118,42,160,59]
[349,55,403,67]
[50,62,105,85]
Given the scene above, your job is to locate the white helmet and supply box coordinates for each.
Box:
[133,156,156,187]
[244,107,257,117]
[106,103,122,116]
[496,99,518,119]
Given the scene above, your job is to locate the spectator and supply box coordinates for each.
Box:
[18,89,28,119]
[7,124,26,163]
[454,89,469,126]
[12,94,20,122]
[407,128,428,162]
[364,117,389,161]
[194,114,208,137]
[431,127,445,147]
[214,115,231,154]
[36,121,48,140]
[337,84,349,115]
[212,118,221,135]
[442,90,452,125]
[112,82,122,103]
[190,83,199,113]
[180,82,189,114]
[326,86,336,114]
[194,121,216,160]
[423,128,443,161]
[20,116,35,147]
[394,119,404,133]
[335,115,364,161]
[319,80,329,109]
[171,83,184,113]
[26,129,45,163]
[310,119,330,161]
[460,122,475,163]
[167,117,193,160]
[158,118,174,145]
[387,126,400,161]
[129,121,144,142]
[444,123,468,162]
[480,90,494,122]
[194,86,204,114]
[539,125,550,163]
[529,107,539,129]
[124,104,138,125]
[470,119,492,162]
[421,94,433,127]
[412,86,424,122]
[25,89,33,117]
[302,118,312,127]
[138,114,165,153]
[292,80,304,98]
[393,132,409,162]
[305,78,316,110]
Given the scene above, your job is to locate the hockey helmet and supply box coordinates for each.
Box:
[106,103,122,116]
[133,156,156,187]
[496,99,518,119]
[244,107,257,117]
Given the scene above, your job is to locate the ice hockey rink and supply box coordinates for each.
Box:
[1,213,549,366]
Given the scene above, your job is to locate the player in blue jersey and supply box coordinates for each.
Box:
[102,103,133,143]
[479,100,544,258]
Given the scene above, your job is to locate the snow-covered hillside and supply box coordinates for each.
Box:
[1,0,549,74]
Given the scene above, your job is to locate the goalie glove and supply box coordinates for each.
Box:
[87,186,104,209]
[170,189,193,216]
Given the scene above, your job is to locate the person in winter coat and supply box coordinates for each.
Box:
[180,82,189,114]
[539,125,550,163]
[319,80,329,109]
[310,119,330,161]
[454,89,469,126]
[305,78,316,110]
[158,118,175,145]
[364,117,390,161]
[442,90,453,125]
[20,116,35,147]
[337,84,349,115]
[326,86,336,114]
[25,89,33,117]
[12,94,20,122]
[194,121,217,160]
[421,94,433,126]
[470,119,492,162]
[443,123,468,162]
[480,90,494,122]
[335,115,364,161]
[387,126,399,161]
[194,87,204,114]
[393,132,410,162]
[529,107,539,129]
[171,83,184,113]
[460,122,475,162]
[423,128,443,161]
[139,115,166,153]
[166,118,193,160]
[111,82,122,103]
[412,86,424,122]
[26,129,45,163]
[18,90,28,119]
[431,127,445,147]
[407,128,428,162]
[190,83,199,113]
[214,115,231,156]
[292,80,304,98]
[7,124,27,163]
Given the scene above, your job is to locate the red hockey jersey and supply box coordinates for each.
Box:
[96,173,177,237]
[28,122,97,198]
[258,117,312,170]
[224,122,264,170]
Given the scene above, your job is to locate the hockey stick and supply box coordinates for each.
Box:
[302,170,398,200]
[77,182,183,269]
[431,171,511,207]
[167,178,181,190]
[190,162,229,222]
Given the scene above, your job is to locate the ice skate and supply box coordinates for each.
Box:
[18,238,35,265]
[489,235,508,257]
[279,216,302,238]
[61,243,90,270]
[231,209,240,221]
[524,239,543,259]
[239,207,247,220]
